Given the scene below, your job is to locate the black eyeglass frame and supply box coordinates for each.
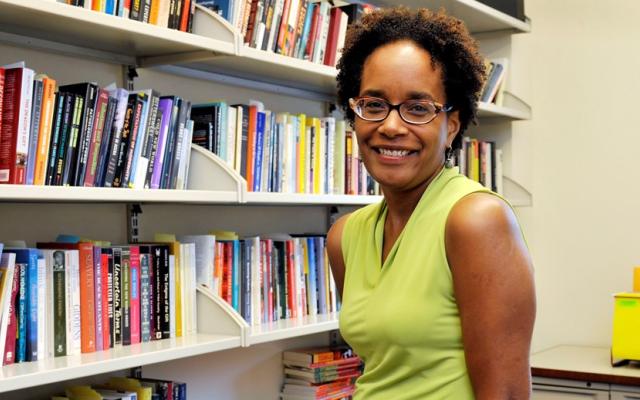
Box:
[349,96,453,125]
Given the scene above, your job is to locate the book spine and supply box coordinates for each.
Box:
[112,94,136,187]
[51,251,66,357]
[104,249,113,348]
[121,248,131,346]
[143,102,162,188]
[160,246,170,339]
[61,95,84,186]
[16,262,26,362]
[26,80,44,185]
[84,89,109,187]
[0,68,31,184]
[160,98,181,189]
[78,243,96,353]
[68,251,81,356]
[34,78,57,185]
[123,95,144,187]
[94,247,103,352]
[140,249,151,342]
[103,89,128,187]
[3,263,20,365]
[112,247,122,345]
[150,98,173,189]
[75,85,98,186]
[253,111,265,191]
[130,246,141,344]
[36,255,46,360]
[26,252,39,361]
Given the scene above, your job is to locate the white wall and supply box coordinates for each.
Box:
[511,0,640,352]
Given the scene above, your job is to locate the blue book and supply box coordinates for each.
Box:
[241,240,252,324]
[0,243,4,257]
[297,3,316,59]
[117,0,125,17]
[105,0,116,15]
[231,240,240,313]
[26,79,44,185]
[315,237,327,315]
[253,112,266,192]
[196,0,233,21]
[306,238,318,316]
[6,249,39,362]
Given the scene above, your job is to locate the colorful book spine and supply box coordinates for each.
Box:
[94,246,104,352]
[140,247,151,342]
[130,246,141,345]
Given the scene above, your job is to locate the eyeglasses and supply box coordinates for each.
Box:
[349,96,452,125]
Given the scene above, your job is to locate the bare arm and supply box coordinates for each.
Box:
[445,193,536,400]
[326,213,350,300]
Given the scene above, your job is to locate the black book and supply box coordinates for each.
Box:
[190,105,216,153]
[58,82,99,186]
[61,94,84,186]
[112,93,139,187]
[95,96,118,187]
[159,96,180,189]
[152,245,170,340]
[273,240,285,320]
[45,92,65,186]
[122,92,146,187]
[103,94,127,187]
[141,0,152,23]
[130,0,143,21]
[112,247,122,345]
[53,94,76,186]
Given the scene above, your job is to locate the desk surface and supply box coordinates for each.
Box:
[531,345,640,386]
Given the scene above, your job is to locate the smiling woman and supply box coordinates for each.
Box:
[326,7,536,400]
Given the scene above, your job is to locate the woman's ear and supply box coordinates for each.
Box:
[446,110,461,146]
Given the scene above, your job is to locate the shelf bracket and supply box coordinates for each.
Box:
[126,203,143,243]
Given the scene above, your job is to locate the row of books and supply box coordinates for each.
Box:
[0,63,194,189]
[0,236,198,364]
[281,346,363,400]
[52,375,186,400]
[60,0,196,33]
[455,137,504,194]
[206,233,340,325]
[201,0,375,67]
[191,101,380,195]
[480,57,509,105]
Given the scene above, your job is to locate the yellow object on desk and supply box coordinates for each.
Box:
[612,292,640,362]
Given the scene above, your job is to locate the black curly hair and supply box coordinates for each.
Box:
[336,7,486,150]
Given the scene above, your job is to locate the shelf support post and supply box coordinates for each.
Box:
[127,203,143,244]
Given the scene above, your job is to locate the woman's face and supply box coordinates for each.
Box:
[354,40,460,193]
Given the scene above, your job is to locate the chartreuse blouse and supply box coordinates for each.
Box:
[339,166,495,399]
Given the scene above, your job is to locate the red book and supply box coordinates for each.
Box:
[286,240,297,318]
[245,105,258,191]
[323,8,342,66]
[214,242,223,297]
[129,246,141,345]
[2,264,20,365]
[276,0,292,53]
[304,4,321,60]
[0,68,4,155]
[222,242,232,304]
[179,0,191,32]
[0,67,34,184]
[101,251,111,350]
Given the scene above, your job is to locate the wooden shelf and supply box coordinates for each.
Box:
[0,0,235,63]
[368,0,531,33]
[246,313,339,346]
[478,101,531,120]
[0,333,240,393]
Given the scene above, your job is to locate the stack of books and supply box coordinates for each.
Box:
[281,346,363,400]
[0,63,194,189]
[61,0,197,33]
[455,137,504,195]
[191,101,379,195]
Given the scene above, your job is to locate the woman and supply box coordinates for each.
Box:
[327,7,536,400]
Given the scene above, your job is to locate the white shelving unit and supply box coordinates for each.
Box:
[0,0,532,398]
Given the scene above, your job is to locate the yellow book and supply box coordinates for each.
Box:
[296,113,307,193]
[106,377,153,400]
[149,0,160,25]
[210,230,239,240]
[65,386,101,400]
[313,118,322,194]
[154,234,183,338]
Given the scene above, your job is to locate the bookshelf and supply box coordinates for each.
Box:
[0,0,532,398]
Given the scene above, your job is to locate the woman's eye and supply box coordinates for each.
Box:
[406,103,431,114]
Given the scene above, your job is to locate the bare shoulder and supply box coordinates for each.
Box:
[326,213,351,299]
[446,192,519,240]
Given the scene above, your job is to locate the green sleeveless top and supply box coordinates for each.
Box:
[339,167,494,399]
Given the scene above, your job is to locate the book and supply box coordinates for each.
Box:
[0,253,16,365]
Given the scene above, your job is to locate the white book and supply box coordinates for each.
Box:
[233,106,243,174]
[36,255,46,361]
[84,0,93,10]
[179,243,187,337]
[334,10,349,67]
[328,263,337,313]
[169,254,176,339]
[318,119,326,194]
[323,117,335,194]
[65,250,81,356]
[227,106,237,168]
[177,235,216,291]
[175,120,194,190]
[0,253,16,362]
[312,2,330,63]
[266,0,284,53]
[157,0,171,28]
